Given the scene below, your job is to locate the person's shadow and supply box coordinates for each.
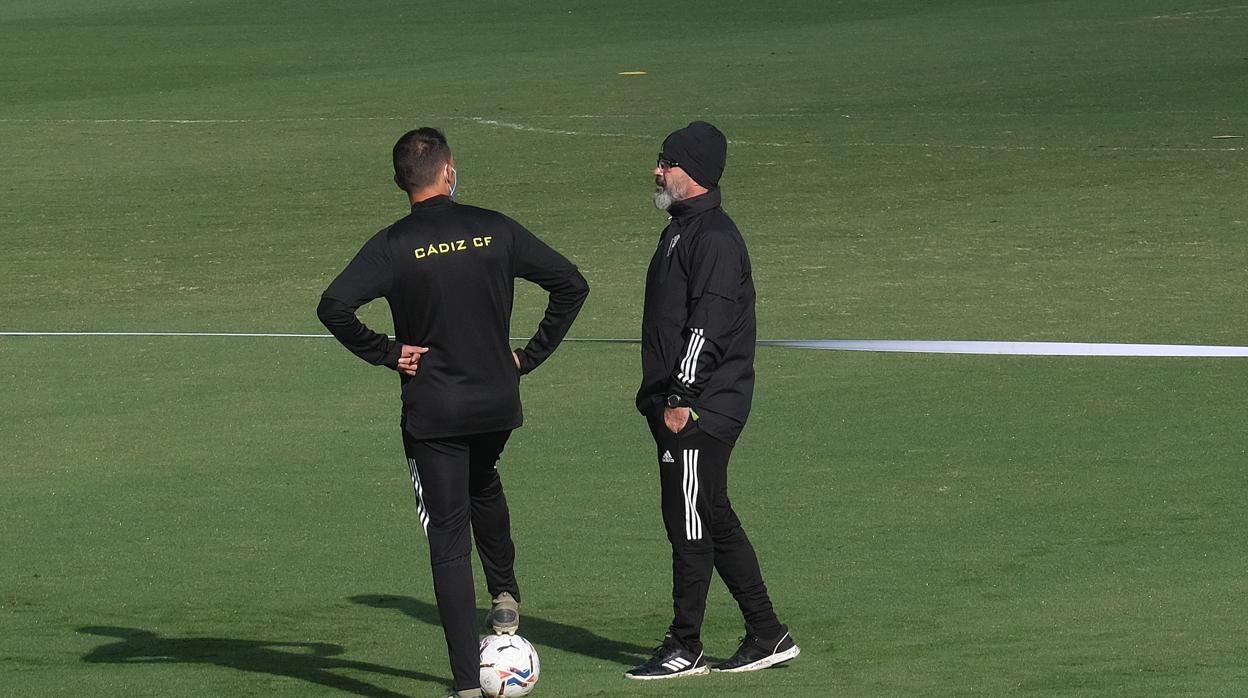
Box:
[350,594,651,666]
[78,626,444,697]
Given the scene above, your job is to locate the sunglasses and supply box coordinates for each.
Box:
[656,155,679,170]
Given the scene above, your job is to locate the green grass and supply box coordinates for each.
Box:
[3,0,1248,696]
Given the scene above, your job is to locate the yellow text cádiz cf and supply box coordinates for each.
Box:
[414,236,493,260]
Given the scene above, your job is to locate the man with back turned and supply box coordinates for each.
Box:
[317,127,589,698]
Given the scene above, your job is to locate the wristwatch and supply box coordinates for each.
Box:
[666,394,688,409]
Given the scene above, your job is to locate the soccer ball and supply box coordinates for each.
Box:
[479,633,540,697]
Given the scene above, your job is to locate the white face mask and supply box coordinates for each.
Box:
[447,165,459,200]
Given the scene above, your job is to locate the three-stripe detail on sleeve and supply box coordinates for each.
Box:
[682,449,703,541]
[677,328,706,386]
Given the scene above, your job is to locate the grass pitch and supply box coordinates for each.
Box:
[3,1,1248,696]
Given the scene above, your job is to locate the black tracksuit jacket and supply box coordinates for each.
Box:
[636,189,756,446]
[318,195,589,440]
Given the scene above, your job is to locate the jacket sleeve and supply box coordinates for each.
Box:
[668,232,742,403]
[316,229,401,369]
[509,219,590,375]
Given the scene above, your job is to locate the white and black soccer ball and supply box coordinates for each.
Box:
[479,633,540,697]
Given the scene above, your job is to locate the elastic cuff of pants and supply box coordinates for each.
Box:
[667,632,702,654]
[748,621,787,642]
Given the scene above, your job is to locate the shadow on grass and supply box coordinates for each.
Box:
[350,594,652,666]
[77,626,443,697]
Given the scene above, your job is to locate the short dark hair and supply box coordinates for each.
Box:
[393,127,451,193]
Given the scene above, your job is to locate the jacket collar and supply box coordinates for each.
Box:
[411,195,453,211]
[667,188,720,222]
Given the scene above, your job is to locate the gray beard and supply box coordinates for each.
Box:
[653,181,687,211]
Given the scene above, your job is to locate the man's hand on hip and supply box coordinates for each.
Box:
[664,406,691,434]
[396,344,429,376]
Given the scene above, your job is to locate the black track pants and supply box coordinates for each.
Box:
[647,413,782,653]
[402,430,518,691]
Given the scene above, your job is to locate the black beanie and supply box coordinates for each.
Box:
[661,121,727,189]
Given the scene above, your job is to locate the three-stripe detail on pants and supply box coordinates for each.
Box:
[677,328,706,386]
[406,457,430,534]
[682,449,703,541]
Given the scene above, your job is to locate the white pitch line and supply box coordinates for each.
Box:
[3,332,1247,357]
[842,141,1246,153]
[0,331,627,340]
[759,339,1248,357]
[461,116,644,141]
[3,116,1242,152]
[0,331,635,343]
[1151,4,1248,19]
[0,117,408,125]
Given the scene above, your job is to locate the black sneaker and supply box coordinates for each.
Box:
[624,638,709,680]
[712,630,800,673]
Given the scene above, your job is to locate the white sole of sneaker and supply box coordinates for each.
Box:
[712,645,801,673]
[624,665,709,680]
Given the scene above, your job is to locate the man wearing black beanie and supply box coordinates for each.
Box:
[628,121,799,681]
